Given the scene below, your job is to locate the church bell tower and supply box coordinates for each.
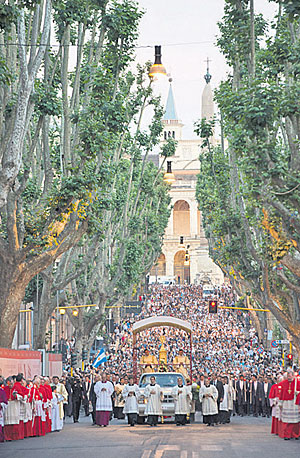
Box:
[162,78,183,141]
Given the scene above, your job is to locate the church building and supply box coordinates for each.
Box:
[150,69,223,285]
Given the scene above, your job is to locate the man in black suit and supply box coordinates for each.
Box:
[235,375,248,416]
[261,376,272,417]
[82,374,92,416]
[89,374,100,425]
[63,376,73,418]
[250,374,263,417]
[71,376,83,423]
[211,374,224,423]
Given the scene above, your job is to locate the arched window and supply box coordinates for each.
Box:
[174,251,190,284]
[173,200,190,236]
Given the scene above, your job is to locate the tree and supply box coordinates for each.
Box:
[0,0,171,348]
[195,0,300,357]
[33,60,174,352]
[0,0,52,209]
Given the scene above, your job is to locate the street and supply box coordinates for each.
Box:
[1,414,299,458]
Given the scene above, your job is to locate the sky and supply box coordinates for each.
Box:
[135,0,278,138]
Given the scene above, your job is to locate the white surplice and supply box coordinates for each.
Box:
[199,385,218,416]
[144,384,162,415]
[220,384,229,411]
[4,400,20,425]
[51,393,64,431]
[94,381,114,411]
[0,402,7,427]
[171,385,192,415]
[123,384,140,414]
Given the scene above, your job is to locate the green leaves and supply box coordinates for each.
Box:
[33,80,61,116]
[0,2,18,31]
[194,0,300,337]
[280,0,300,18]
[160,137,176,158]
[0,0,171,347]
[217,2,266,68]
[0,57,12,86]
[194,118,215,148]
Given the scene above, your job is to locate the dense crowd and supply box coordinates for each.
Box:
[107,284,285,379]
[1,284,300,442]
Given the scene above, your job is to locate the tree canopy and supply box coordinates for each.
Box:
[195,0,300,355]
[0,0,174,348]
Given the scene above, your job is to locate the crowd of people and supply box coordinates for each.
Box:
[1,284,300,442]
[108,285,284,380]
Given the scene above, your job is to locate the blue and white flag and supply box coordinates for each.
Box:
[92,348,107,368]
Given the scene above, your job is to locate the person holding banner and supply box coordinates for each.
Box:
[92,348,107,369]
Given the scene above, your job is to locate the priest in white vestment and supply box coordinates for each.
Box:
[123,377,140,426]
[172,377,192,426]
[199,378,218,426]
[219,376,232,424]
[51,386,64,432]
[94,373,114,427]
[52,376,68,423]
[144,376,163,426]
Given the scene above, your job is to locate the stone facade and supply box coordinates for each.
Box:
[151,78,223,285]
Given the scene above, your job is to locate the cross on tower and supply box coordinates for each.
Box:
[204,57,212,84]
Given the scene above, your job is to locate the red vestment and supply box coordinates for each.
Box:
[13,382,25,439]
[31,386,45,437]
[39,385,47,436]
[278,379,300,439]
[43,384,53,434]
[3,386,22,441]
[22,385,33,438]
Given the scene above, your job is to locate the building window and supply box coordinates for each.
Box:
[173,200,191,236]
[174,251,190,284]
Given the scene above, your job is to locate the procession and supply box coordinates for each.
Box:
[1,0,300,456]
[1,284,300,443]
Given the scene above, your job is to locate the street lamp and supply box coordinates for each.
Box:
[184,254,190,267]
[149,45,167,79]
[178,236,185,250]
[72,309,79,317]
[184,247,190,267]
[163,161,175,184]
[59,308,66,315]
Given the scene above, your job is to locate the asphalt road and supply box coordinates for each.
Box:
[1,414,299,458]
